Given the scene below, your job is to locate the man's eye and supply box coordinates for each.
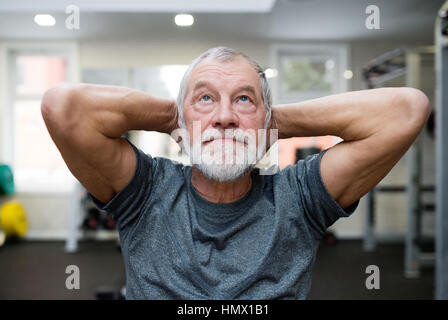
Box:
[200,95,212,102]
[238,95,251,103]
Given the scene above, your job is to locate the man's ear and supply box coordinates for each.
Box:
[169,122,184,144]
[176,122,182,142]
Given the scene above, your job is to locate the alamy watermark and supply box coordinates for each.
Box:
[365,5,380,30]
[65,5,80,30]
[365,265,380,290]
[65,265,80,290]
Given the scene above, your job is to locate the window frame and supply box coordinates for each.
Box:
[0,42,79,194]
[270,43,350,105]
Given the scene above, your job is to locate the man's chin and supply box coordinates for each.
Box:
[193,163,254,182]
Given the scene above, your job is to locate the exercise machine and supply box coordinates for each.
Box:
[362,47,436,278]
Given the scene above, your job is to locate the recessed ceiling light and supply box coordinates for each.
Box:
[175,14,194,27]
[34,14,56,26]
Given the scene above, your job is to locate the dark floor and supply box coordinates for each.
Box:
[308,240,435,299]
[0,240,126,300]
[0,239,435,300]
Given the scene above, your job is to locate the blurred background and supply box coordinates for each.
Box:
[0,0,447,300]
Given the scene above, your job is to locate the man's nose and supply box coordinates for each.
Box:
[211,99,239,129]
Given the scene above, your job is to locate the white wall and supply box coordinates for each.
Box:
[80,37,270,69]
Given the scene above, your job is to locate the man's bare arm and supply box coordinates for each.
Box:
[272,87,430,209]
[41,84,177,203]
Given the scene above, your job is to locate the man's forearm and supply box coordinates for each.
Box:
[272,87,428,141]
[42,84,179,203]
[42,83,177,140]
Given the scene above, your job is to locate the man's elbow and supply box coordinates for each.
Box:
[400,87,431,130]
[41,85,74,119]
[41,84,81,133]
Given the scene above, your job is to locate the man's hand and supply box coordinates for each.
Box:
[42,84,177,203]
[271,87,430,209]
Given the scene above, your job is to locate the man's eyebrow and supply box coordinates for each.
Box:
[235,85,257,96]
[192,80,214,92]
[192,81,258,97]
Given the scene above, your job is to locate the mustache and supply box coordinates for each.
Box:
[200,128,253,144]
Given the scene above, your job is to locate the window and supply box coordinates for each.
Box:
[279,54,334,94]
[271,44,349,167]
[273,43,349,103]
[7,46,78,193]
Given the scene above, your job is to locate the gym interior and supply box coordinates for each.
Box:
[0,0,447,300]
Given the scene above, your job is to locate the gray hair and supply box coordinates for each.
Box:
[176,46,272,129]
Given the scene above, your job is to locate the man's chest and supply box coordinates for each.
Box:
[123,197,318,299]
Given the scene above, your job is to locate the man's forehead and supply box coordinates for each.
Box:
[188,57,261,92]
[192,80,257,95]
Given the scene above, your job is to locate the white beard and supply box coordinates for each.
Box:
[181,127,266,182]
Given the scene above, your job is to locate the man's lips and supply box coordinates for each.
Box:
[203,137,248,145]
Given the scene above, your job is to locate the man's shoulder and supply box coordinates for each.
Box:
[279,152,324,175]
[150,155,190,177]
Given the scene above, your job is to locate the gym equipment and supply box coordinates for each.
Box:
[82,207,101,230]
[0,164,14,195]
[66,183,119,253]
[82,207,116,231]
[426,111,435,138]
[0,201,27,237]
[362,47,436,279]
[322,231,337,246]
[102,214,116,230]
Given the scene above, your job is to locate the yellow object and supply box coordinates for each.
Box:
[0,201,27,237]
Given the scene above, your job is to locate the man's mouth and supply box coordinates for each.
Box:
[203,137,247,146]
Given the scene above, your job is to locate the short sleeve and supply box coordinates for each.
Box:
[283,149,359,240]
[88,139,155,237]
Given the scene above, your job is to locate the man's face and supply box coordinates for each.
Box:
[181,56,267,181]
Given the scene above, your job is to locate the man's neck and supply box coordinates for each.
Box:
[191,167,252,204]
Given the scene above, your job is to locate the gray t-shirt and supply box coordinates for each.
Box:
[90,140,358,299]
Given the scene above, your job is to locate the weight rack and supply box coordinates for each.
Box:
[362,46,437,279]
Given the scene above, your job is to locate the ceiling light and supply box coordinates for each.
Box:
[264,68,278,79]
[175,14,194,27]
[34,14,56,26]
[343,70,353,79]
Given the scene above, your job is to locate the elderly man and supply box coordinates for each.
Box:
[41,47,429,299]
